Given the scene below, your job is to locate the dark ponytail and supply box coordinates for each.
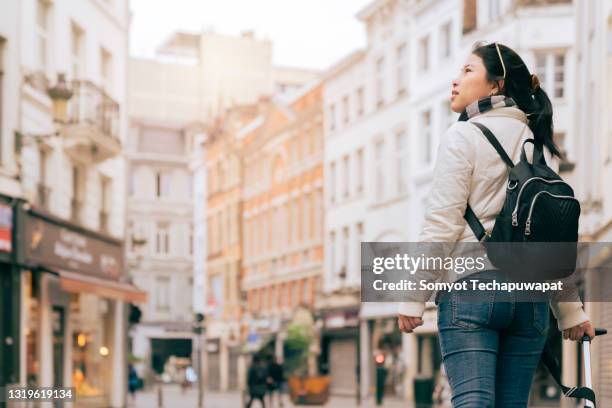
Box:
[472,42,562,158]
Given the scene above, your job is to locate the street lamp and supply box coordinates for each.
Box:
[47,73,74,124]
[193,312,205,408]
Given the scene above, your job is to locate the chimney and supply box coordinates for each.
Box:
[463,0,477,35]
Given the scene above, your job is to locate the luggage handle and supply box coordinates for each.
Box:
[581,328,606,408]
[543,327,607,408]
[582,327,607,343]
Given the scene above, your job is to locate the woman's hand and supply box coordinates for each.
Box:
[563,320,596,341]
[398,314,424,333]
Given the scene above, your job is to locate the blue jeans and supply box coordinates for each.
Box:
[436,270,550,407]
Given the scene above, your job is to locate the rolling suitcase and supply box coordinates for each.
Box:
[541,327,607,408]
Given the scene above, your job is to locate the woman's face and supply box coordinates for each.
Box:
[450,53,499,113]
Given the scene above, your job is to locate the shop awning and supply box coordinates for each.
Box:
[57,270,148,304]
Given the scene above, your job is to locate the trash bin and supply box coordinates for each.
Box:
[414,376,434,408]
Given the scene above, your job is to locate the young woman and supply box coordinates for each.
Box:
[397,42,595,407]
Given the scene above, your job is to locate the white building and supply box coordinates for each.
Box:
[125,116,198,382]
[0,0,141,407]
[574,0,612,406]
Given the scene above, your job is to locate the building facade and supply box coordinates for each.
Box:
[240,84,325,373]
[0,1,146,408]
[204,103,260,391]
[125,117,197,384]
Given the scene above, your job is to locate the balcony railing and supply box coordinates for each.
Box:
[67,80,120,142]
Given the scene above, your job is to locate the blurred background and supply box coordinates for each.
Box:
[0,0,611,407]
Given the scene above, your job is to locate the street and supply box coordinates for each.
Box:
[128,384,413,408]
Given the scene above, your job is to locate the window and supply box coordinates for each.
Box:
[341,227,349,280]
[421,110,433,164]
[37,148,50,208]
[329,161,336,203]
[156,171,171,198]
[156,222,170,255]
[303,279,311,305]
[314,189,322,239]
[356,222,363,282]
[356,148,364,194]
[375,57,385,108]
[292,199,299,243]
[291,282,298,308]
[553,54,565,98]
[342,95,350,125]
[35,0,50,71]
[342,155,350,199]
[396,43,408,97]
[71,165,84,222]
[329,231,336,281]
[0,38,5,162]
[156,277,170,311]
[396,129,409,194]
[100,177,111,231]
[71,23,85,80]
[329,104,336,132]
[356,87,364,117]
[375,140,386,198]
[189,224,194,255]
[534,51,566,99]
[440,22,452,59]
[419,36,430,72]
[554,132,573,170]
[100,47,112,93]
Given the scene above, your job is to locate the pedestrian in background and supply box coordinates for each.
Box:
[246,354,269,408]
[266,356,285,408]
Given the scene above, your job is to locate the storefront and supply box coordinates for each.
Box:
[0,195,20,386]
[15,204,147,407]
[320,308,359,398]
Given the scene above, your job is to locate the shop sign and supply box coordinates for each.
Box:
[22,212,122,280]
[0,203,12,252]
[325,309,359,329]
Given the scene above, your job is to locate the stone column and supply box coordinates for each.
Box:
[359,319,370,402]
[110,300,126,408]
[402,333,418,402]
[220,337,228,391]
[38,274,53,387]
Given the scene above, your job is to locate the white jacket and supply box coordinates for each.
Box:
[398,106,589,331]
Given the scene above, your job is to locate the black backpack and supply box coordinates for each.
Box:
[463,122,581,280]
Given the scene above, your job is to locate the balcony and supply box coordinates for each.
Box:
[61,80,121,163]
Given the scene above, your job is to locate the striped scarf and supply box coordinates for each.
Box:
[458,95,516,122]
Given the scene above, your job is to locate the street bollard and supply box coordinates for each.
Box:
[157,383,163,408]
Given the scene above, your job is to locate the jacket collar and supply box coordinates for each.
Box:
[470,106,528,124]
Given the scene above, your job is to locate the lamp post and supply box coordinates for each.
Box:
[193,312,205,408]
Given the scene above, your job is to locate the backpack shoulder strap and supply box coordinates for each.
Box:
[471,122,515,168]
[463,122,513,240]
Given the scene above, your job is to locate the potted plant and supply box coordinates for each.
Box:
[285,307,330,405]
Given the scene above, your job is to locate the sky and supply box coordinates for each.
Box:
[129,0,374,71]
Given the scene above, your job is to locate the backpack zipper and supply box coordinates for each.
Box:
[511,177,571,226]
[524,191,579,236]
